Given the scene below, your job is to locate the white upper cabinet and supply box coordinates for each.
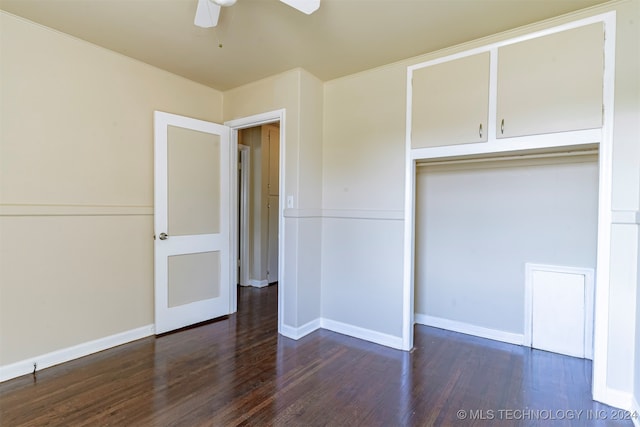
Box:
[496,23,604,139]
[411,52,490,148]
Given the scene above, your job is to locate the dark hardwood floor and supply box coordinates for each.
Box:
[0,285,634,426]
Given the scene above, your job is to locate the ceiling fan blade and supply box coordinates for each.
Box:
[194,0,221,28]
[279,0,320,15]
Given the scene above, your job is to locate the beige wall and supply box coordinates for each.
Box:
[323,66,407,212]
[322,64,406,337]
[415,160,599,333]
[224,68,323,328]
[0,12,223,365]
[321,0,639,402]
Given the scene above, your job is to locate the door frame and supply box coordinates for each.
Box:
[238,143,250,287]
[226,109,286,332]
[402,11,616,405]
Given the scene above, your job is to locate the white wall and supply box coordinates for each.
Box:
[636,230,640,413]
[415,158,599,335]
[606,0,640,398]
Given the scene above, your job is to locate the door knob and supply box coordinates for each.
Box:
[159,232,169,240]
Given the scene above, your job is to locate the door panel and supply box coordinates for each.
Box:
[167,126,221,236]
[168,251,221,307]
[154,111,231,334]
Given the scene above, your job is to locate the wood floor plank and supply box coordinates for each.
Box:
[0,285,634,426]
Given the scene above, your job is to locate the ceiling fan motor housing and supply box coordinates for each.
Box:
[211,0,237,6]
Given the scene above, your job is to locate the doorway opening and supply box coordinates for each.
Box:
[237,123,280,290]
[226,109,286,333]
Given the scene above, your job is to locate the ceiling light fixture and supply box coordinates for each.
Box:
[195,0,320,29]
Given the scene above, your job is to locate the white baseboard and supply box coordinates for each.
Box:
[0,324,154,383]
[321,318,404,350]
[247,279,269,288]
[279,319,322,340]
[281,314,521,352]
[278,317,404,350]
[594,386,636,414]
[415,313,524,346]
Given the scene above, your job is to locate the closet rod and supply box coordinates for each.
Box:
[416,149,598,167]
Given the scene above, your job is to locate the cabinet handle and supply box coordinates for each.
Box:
[501,119,505,135]
[479,123,483,139]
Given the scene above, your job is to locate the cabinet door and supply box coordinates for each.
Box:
[497,23,604,139]
[411,52,490,148]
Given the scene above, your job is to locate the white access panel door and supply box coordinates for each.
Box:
[154,111,231,334]
[531,270,587,358]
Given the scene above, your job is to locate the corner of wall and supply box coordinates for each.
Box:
[635,222,640,426]
[295,67,323,326]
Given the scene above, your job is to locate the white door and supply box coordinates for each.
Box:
[154,111,231,334]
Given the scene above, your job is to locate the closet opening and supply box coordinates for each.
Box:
[412,147,599,359]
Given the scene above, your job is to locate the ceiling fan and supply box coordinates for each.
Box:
[195,0,321,28]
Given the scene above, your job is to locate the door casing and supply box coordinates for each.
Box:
[226,109,286,334]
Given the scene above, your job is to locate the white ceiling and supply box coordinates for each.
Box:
[0,0,611,91]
